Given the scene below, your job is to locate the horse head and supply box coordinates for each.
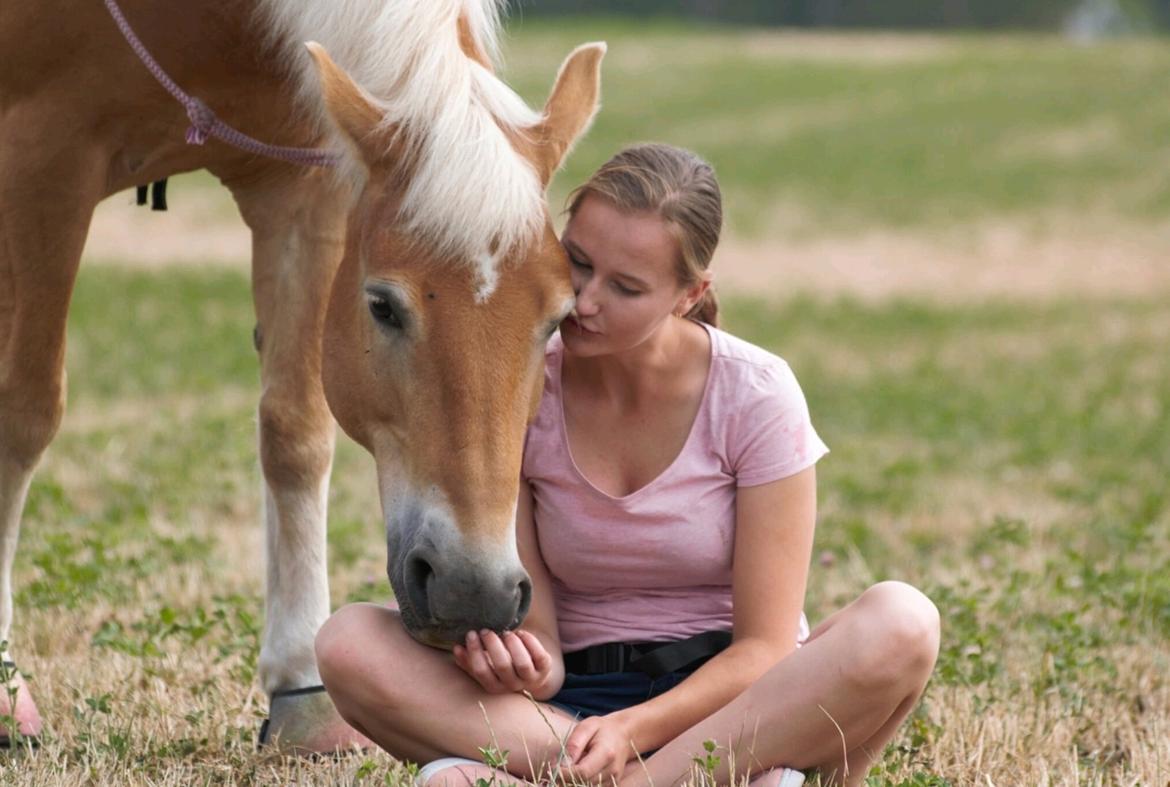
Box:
[305,39,603,648]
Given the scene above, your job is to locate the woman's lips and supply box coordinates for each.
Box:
[564,315,601,335]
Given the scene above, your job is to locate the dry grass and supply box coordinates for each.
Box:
[1,263,1164,785]
[84,183,1170,306]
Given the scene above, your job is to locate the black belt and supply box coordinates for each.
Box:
[562,630,732,680]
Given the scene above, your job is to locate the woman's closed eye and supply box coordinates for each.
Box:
[569,255,642,297]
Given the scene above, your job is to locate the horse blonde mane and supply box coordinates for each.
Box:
[258,0,545,273]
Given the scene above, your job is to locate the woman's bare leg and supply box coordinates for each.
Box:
[315,603,576,781]
[630,581,940,787]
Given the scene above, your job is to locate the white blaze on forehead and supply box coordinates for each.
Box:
[473,251,501,304]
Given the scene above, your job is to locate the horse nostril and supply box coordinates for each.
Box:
[512,576,533,628]
[404,552,435,620]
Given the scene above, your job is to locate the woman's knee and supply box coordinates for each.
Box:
[849,581,940,689]
[315,603,389,695]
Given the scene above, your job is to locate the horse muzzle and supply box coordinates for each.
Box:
[385,507,532,648]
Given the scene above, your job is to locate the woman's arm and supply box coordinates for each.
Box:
[514,481,566,699]
[614,464,818,753]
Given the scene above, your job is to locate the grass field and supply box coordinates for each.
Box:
[508,20,1170,237]
[8,269,1167,785]
[154,20,1170,238]
[4,20,1170,787]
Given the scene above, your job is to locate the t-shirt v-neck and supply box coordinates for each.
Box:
[556,321,716,502]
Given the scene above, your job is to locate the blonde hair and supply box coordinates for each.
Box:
[567,143,722,326]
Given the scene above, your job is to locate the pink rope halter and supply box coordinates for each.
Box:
[102,0,340,168]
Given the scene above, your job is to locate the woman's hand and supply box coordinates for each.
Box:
[453,629,553,695]
[558,711,639,784]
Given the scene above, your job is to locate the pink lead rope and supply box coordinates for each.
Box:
[102,0,340,168]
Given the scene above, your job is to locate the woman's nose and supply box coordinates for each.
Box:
[574,284,600,316]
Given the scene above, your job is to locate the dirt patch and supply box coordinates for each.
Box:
[83,188,249,269]
[84,190,1170,302]
[714,219,1170,302]
[996,116,1122,162]
[736,31,958,63]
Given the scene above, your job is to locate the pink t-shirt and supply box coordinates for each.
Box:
[521,323,829,653]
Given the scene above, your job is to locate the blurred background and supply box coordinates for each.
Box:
[522,0,1170,33]
[85,0,1170,302]
[20,4,1169,785]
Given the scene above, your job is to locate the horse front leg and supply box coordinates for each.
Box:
[0,115,107,745]
[222,164,370,753]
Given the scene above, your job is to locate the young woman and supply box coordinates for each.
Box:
[314,144,940,787]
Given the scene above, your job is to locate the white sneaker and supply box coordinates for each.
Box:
[776,768,806,787]
[752,766,806,787]
[415,756,486,787]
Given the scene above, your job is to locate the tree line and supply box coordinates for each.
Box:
[516,0,1170,32]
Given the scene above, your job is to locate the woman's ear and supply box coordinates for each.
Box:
[677,272,713,316]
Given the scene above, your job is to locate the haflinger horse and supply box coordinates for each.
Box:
[0,0,603,752]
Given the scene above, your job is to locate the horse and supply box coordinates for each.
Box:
[0,0,603,752]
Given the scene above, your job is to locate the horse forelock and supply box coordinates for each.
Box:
[257,0,546,274]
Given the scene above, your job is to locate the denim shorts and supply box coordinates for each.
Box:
[546,668,694,720]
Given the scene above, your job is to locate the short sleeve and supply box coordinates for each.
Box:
[731,360,829,487]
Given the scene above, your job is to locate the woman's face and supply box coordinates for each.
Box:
[559,194,695,357]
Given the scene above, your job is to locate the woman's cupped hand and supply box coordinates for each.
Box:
[453,629,553,695]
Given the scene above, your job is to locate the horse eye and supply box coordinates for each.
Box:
[368,296,403,330]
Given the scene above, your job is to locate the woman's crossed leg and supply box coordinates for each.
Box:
[315,602,577,782]
[632,581,940,787]
[316,580,938,787]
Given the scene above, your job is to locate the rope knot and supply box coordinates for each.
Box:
[185,98,216,145]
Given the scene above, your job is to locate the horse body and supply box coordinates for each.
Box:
[0,0,601,751]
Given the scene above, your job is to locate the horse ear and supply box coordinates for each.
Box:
[456,13,492,69]
[305,42,388,167]
[527,42,606,187]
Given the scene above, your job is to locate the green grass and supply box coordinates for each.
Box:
[500,21,1170,234]
[7,264,1166,783]
[66,267,258,397]
[159,26,1170,239]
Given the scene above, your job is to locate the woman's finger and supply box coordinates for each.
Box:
[565,740,613,783]
[479,630,523,690]
[563,718,597,764]
[464,631,506,692]
[515,630,552,674]
[502,631,537,681]
[453,644,479,679]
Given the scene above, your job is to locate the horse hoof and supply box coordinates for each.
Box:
[259,685,372,756]
[0,666,43,747]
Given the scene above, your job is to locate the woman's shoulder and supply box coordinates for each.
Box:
[522,333,567,480]
[702,323,817,431]
[704,324,794,386]
[703,324,829,482]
